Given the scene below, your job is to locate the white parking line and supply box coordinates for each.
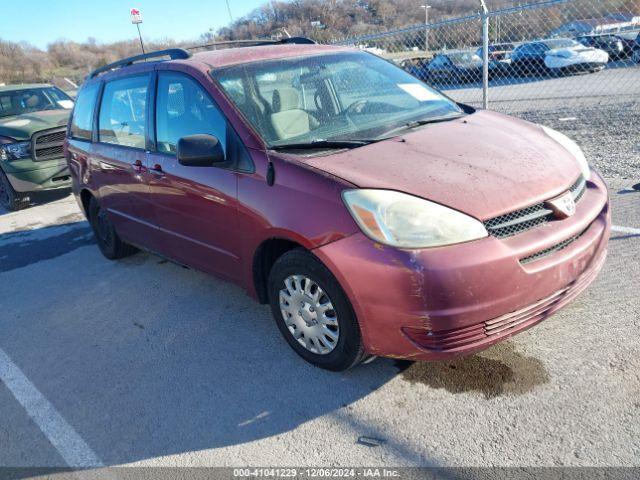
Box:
[0,347,103,467]
[612,225,640,235]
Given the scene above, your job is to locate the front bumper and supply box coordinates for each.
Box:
[313,171,610,361]
[1,158,71,193]
[546,58,608,71]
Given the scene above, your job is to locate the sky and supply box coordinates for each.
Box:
[1,0,266,49]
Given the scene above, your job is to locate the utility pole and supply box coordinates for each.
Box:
[209,27,217,50]
[421,5,432,52]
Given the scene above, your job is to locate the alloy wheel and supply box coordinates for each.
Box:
[279,274,339,355]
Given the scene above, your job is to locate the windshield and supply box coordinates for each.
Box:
[213,51,463,147]
[544,39,579,49]
[448,52,480,64]
[0,87,74,119]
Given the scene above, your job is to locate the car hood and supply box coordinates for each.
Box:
[0,110,70,141]
[295,110,583,220]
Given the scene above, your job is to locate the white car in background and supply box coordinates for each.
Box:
[543,38,609,74]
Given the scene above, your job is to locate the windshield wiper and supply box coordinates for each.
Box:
[270,139,375,151]
[377,114,464,139]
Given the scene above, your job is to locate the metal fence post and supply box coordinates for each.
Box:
[480,0,489,109]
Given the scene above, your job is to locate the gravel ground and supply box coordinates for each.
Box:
[0,179,638,469]
[513,100,639,180]
[444,65,640,180]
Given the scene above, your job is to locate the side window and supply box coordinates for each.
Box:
[515,46,528,56]
[155,72,226,155]
[98,75,149,149]
[69,83,100,141]
[432,56,447,66]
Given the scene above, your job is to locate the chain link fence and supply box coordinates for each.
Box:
[331,0,640,178]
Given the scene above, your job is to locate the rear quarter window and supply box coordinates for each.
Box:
[69,83,100,141]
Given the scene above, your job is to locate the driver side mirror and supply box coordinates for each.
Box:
[177,134,225,167]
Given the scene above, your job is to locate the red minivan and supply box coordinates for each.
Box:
[66,42,610,371]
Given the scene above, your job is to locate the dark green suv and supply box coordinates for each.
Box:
[0,83,74,210]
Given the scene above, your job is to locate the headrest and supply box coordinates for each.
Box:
[272,88,300,112]
[25,94,41,108]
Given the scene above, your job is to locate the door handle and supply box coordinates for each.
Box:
[132,159,146,174]
[149,163,165,178]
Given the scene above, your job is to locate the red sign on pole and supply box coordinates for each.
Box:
[130,8,143,24]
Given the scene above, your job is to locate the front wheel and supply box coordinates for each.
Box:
[632,50,640,64]
[0,169,29,211]
[88,196,137,260]
[268,249,367,371]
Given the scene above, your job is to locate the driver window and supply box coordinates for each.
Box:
[155,72,227,155]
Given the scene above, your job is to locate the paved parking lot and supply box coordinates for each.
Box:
[0,176,638,469]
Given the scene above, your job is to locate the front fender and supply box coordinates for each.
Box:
[238,151,360,298]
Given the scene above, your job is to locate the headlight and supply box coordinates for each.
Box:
[342,189,488,249]
[0,142,31,161]
[541,126,590,180]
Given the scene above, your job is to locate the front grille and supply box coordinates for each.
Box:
[519,228,588,265]
[32,128,66,161]
[484,175,587,239]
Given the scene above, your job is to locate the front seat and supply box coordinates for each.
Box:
[25,94,42,110]
[270,88,317,141]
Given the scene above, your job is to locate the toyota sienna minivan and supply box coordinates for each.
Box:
[66,42,610,371]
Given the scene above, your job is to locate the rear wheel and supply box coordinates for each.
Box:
[88,196,137,260]
[268,249,367,371]
[0,169,29,211]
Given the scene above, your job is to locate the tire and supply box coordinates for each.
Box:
[88,196,137,260]
[550,68,563,78]
[632,50,640,64]
[268,249,367,371]
[0,168,29,211]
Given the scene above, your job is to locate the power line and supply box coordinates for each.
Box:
[225,0,234,22]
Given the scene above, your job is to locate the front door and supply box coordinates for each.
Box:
[147,71,243,280]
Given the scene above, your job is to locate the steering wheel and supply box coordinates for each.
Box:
[344,99,371,116]
[342,99,373,128]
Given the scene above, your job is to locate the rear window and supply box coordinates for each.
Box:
[98,75,150,149]
[69,83,100,141]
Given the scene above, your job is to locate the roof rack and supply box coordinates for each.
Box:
[88,48,192,79]
[186,36,316,51]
